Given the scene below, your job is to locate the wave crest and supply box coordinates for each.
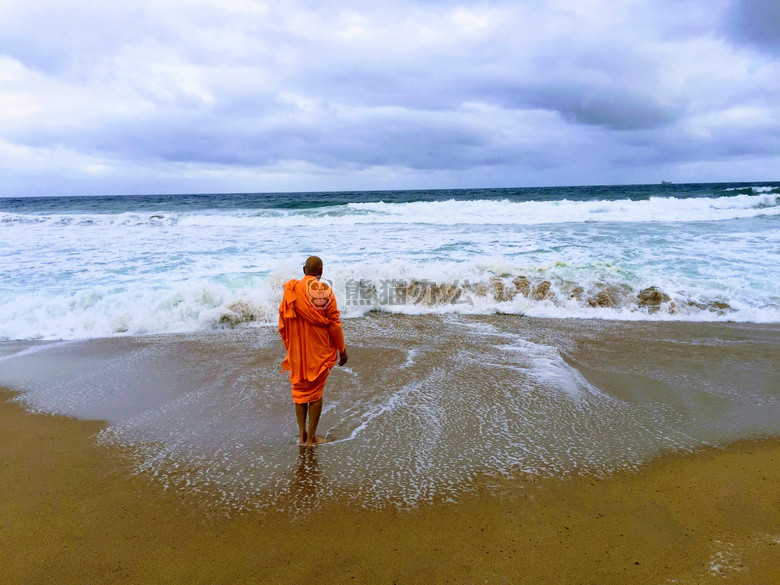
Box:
[0,271,762,341]
[337,276,735,318]
[2,192,778,229]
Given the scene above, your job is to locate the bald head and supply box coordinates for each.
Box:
[303,256,323,277]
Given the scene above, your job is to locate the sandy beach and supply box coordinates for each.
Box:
[1,315,779,583]
[3,0,780,579]
[1,386,778,584]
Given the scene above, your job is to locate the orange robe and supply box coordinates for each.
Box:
[279,275,346,404]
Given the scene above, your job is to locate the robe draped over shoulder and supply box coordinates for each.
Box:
[278,275,346,404]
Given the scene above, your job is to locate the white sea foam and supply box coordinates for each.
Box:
[1,248,779,340]
[340,193,780,225]
[1,193,778,340]
[1,192,778,229]
[0,264,777,341]
[724,186,779,193]
[3,316,777,512]
[77,325,698,510]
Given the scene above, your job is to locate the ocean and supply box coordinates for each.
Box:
[1,183,779,512]
[1,182,779,341]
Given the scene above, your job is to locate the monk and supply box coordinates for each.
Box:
[279,256,348,446]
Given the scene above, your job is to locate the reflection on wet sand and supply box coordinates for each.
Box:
[289,446,326,512]
[1,314,778,513]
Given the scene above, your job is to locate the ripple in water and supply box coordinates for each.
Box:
[87,320,698,514]
[5,316,776,514]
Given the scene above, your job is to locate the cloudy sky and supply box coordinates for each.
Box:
[1,0,778,196]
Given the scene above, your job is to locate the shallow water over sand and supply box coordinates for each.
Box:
[1,315,778,512]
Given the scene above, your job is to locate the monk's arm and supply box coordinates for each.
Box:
[326,297,347,365]
[328,320,346,353]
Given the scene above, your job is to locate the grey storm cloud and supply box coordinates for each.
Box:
[480,83,682,131]
[33,107,516,170]
[539,90,679,131]
[725,0,780,52]
[305,62,682,131]
[0,0,778,196]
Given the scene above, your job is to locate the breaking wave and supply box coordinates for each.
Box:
[1,192,779,228]
[2,189,778,341]
[1,264,777,341]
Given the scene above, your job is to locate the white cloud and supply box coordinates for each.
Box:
[0,0,778,196]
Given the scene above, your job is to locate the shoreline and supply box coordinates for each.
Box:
[2,315,778,582]
[3,311,780,345]
[2,387,778,584]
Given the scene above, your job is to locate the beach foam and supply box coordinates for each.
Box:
[0,259,778,341]
[2,187,778,340]
[2,191,779,229]
[3,316,778,513]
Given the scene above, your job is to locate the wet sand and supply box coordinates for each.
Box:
[2,316,779,582]
[1,385,778,584]
[3,316,779,514]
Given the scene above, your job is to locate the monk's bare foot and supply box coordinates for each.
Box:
[305,436,329,446]
[298,432,307,445]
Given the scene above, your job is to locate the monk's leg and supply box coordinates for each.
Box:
[305,398,328,445]
[295,402,308,445]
